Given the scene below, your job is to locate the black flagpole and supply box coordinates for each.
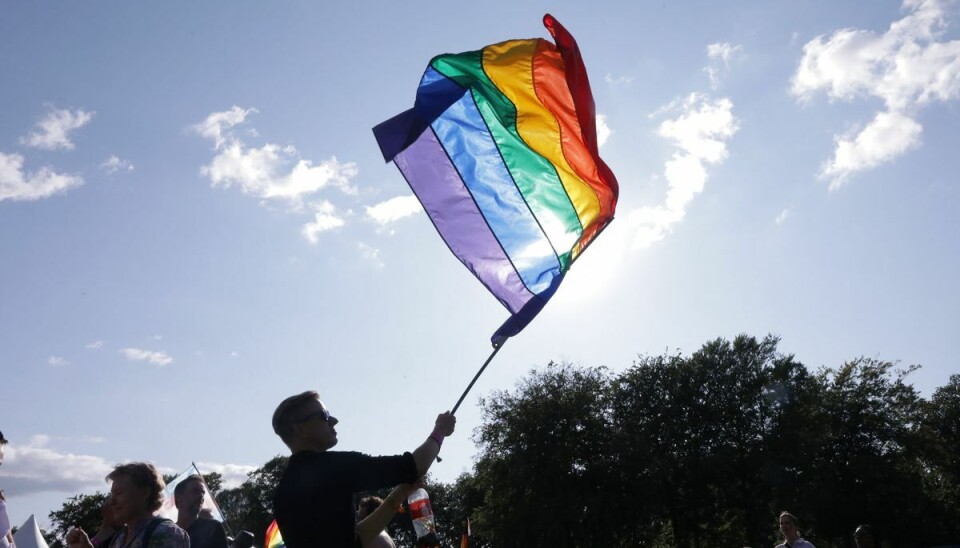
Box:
[451,341,505,415]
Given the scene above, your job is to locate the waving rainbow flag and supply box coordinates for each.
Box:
[264,519,284,548]
[374,14,619,345]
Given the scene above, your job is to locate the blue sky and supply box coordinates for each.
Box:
[2,0,958,530]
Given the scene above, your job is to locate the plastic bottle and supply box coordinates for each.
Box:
[406,488,439,545]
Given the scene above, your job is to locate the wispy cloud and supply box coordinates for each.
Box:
[631,93,739,248]
[47,356,69,366]
[0,436,253,498]
[791,0,960,189]
[596,114,612,148]
[365,195,422,225]
[705,42,744,88]
[357,242,384,268]
[0,436,113,497]
[821,112,922,190]
[119,347,173,366]
[775,208,791,225]
[100,155,134,175]
[0,151,84,202]
[605,73,635,87]
[192,462,257,490]
[194,107,358,236]
[85,340,104,350]
[193,106,256,149]
[301,200,346,243]
[19,107,94,150]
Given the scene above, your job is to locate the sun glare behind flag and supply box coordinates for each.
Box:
[374,14,619,346]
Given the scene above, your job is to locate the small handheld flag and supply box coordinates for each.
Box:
[265,519,284,548]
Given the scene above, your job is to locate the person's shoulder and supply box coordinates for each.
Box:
[798,541,816,548]
[290,449,357,462]
[366,532,396,548]
[153,518,188,536]
[196,517,225,531]
[148,519,190,546]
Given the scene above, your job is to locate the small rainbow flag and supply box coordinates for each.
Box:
[264,519,284,548]
[374,14,619,345]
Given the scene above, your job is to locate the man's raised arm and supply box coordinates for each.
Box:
[411,412,455,476]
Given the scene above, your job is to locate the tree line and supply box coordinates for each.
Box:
[46,335,960,547]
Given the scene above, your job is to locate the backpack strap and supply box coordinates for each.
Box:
[142,517,173,547]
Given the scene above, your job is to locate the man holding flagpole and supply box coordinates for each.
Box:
[271,391,455,547]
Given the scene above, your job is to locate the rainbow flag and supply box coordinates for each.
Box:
[264,519,284,548]
[460,517,472,548]
[374,14,619,345]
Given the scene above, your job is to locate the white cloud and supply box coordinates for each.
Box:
[605,73,635,87]
[194,107,358,215]
[775,208,791,225]
[631,93,739,248]
[365,195,422,225]
[79,436,106,444]
[0,437,113,496]
[0,151,84,202]
[100,155,134,174]
[192,106,257,149]
[47,356,68,366]
[192,462,257,490]
[119,347,173,366]
[791,0,960,188]
[596,114,612,148]
[301,200,346,243]
[229,351,240,358]
[85,340,104,349]
[0,436,254,498]
[705,42,744,88]
[358,242,384,268]
[19,107,94,150]
[821,111,923,189]
[151,334,163,341]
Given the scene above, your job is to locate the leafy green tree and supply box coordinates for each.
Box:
[47,492,108,548]
[470,362,616,546]
[921,373,960,540]
[804,359,942,546]
[215,456,288,541]
[610,334,816,547]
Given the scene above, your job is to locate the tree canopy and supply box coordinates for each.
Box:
[43,334,959,547]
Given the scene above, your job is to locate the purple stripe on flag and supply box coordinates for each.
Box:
[395,128,534,314]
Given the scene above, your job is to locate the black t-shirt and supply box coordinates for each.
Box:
[273,450,419,548]
[185,517,228,548]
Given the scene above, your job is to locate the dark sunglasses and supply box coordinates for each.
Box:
[297,409,333,423]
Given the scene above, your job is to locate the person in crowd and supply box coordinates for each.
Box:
[356,496,395,548]
[853,524,877,548]
[271,391,455,547]
[229,531,254,548]
[776,511,815,548]
[174,474,228,548]
[354,480,423,548]
[0,430,14,548]
[66,462,189,548]
[89,497,123,547]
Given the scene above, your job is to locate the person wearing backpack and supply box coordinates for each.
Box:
[67,462,190,548]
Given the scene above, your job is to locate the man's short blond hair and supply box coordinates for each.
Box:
[106,462,166,512]
[272,390,320,447]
